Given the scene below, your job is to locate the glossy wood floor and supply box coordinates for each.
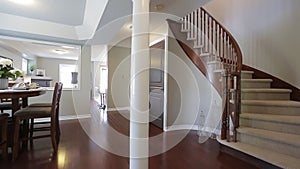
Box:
[0,103,266,169]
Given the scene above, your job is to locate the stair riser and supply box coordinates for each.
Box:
[241,82,271,88]
[242,92,290,100]
[240,118,300,135]
[238,133,300,159]
[241,73,253,79]
[241,105,300,116]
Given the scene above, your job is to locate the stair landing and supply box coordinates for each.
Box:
[218,138,300,169]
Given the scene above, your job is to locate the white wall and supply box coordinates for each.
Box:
[166,36,222,131]
[29,46,91,117]
[36,57,77,86]
[204,0,300,88]
[0,46,22,70]
[107,46,131,109]
[29,89,76,116]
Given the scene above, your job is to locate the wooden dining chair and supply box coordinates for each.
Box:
[12,82,63,160]
[0,113,9,160]
[27,90,60,145]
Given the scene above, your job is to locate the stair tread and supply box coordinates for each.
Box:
[241,88,292,93]
[241,79,273,82]
[237,127,300,147]
[218,138,300,169]
[241,70,254,74]
[242,100,300,107]
[207,61,220,64]
[200,53,210,57]
[240,113,300,124]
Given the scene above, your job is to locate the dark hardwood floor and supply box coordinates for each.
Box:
[0,103,269,169]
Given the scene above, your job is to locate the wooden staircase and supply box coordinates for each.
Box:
[220,70,300,168]
[167,6,300,169]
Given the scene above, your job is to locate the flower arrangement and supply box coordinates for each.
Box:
[0,58,23,80]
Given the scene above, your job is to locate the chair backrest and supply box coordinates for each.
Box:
[50,82,63,121]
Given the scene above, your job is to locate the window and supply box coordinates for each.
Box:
[99,67,107,93]
[59,64,78,88]
[22,58,28,75]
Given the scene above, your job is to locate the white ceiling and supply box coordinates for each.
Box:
[0,0,86,26]
[0,0,211,60]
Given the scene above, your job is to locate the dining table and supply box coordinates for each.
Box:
[0,88,46,116]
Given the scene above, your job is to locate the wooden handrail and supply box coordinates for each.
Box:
[168,7,243,142]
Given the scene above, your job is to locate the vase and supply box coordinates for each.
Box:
[0,78,8,90]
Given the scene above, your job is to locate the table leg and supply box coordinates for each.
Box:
[11,98,20,116]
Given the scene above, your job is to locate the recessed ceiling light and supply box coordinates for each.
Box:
[53,49,68,55]
[9,0,35,5]
[62,45,75,49]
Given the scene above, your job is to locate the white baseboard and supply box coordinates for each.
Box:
[33,114,91,122]
[60,114,91,121]
[165,124,221,135]
[165,125,199,131]
[107,107,130,112]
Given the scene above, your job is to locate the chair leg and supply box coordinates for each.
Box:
[1,142,7,160]
[13,117,21,160]
[30,118,34,149]
[51,130,58,154]
[55,116,60,144]
[1,120,8,160]
[21,119,29,150]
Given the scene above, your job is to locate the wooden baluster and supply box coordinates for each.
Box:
[190,12,194,39]
[215,21,218,62]
[219,27,222,68]
[181,18,184,31]
[207,16,210,55]
[193,10,198,40]
[203,12,206,53]
[200,9,204,47]
[187,14,190,39]
[211,18,214,58]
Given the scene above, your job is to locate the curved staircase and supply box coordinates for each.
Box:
[167,6,300,169]
[220,70,300,169]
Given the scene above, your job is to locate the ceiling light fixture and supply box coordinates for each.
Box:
[53,49,68,55]
[9,0,35,5]
[62,45,76,49]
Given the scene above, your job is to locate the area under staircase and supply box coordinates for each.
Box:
[167,6,300,169]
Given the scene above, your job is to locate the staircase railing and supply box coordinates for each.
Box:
[169,7,242,141]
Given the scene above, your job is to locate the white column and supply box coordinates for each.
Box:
[130,0,150,169]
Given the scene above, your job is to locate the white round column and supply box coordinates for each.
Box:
[130,0,150,169]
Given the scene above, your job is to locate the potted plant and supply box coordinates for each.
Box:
[29,64,36,75]
[0,58,23,89]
